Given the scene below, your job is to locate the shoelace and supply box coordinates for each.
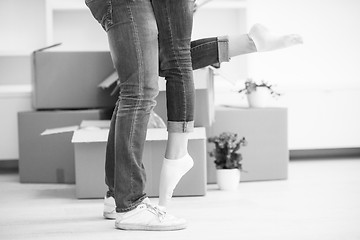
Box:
[144,203,166,222]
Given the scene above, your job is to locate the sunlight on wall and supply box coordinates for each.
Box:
[247,0,360,90]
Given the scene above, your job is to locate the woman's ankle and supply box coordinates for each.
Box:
[165,132,189,159]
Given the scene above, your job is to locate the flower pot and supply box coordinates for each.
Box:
[216,169,241,191]
[246,87,270,108]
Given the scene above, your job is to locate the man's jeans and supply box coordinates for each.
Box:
[86,0,230,212]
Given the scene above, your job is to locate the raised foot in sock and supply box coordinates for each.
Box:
[249,23,303,52]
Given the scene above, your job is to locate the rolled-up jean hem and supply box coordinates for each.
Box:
[167,121,194,133]
[116,195,147,213]
[217,35,230,63]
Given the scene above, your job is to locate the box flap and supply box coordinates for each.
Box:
[72,127,206,143]
[71,121,111,143]
[80,120,111,128]
[98,71,118,89]
[72,128,109,143]
[33,43,62,54]
[41,125,79,136]
[41,120,111,136]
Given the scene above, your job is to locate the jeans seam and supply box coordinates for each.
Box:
[127,3,144,198]
[106,0,113,31]
[164,1,187,121]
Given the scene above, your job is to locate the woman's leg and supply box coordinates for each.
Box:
[152,0,195,209]
[190,36,229,70]
[190,24,303,70]
[190,35,256,70]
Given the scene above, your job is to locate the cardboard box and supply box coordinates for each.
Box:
[18,109,112,183]
[32,44,215,120]
[67,122,207,199]
[207,106,289,183]
[31,45,117,109]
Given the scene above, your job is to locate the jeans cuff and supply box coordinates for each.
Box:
[116,195,147,213]
[167,121,194,133]
[217,35,230,63]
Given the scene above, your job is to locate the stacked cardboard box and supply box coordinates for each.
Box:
[18,45,116,183]
[18,109,112,183]
[31,44,214,125]
[31,45,117,109]
[18,45,214,198]
[207,106,289,183]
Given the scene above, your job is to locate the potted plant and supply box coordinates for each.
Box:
[238,78,281,108]
[208,132,247,191]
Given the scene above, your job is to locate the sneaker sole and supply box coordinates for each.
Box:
[115,222,187,231]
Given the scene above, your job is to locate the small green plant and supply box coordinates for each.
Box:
[238,78,281,96]
[208,132,247,170]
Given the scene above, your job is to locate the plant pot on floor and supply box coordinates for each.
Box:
[208,132,247,191]
[246,87,270,108]
[216,169,241,191]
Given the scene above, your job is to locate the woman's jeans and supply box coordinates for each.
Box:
[86,0,230,212]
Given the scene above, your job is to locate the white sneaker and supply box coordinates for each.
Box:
[103,196,116,219]
[115,198,187,231]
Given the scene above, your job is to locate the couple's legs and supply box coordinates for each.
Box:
[93,0,303,213]
[104,0,196,212]
[105,25,303,211]
[86,0,303,231]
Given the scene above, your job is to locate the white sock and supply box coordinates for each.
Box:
[248,23,303,52]
[158,154,194,208]
[228,34,258,58]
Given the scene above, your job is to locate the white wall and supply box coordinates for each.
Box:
[193,5,248,80]
[1,0,359,155]
[247,0,360,89]
[0,0,47,52]
[245,0,360,149]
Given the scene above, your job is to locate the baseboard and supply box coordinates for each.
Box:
[290,148,360,160]
[0,159,19,173]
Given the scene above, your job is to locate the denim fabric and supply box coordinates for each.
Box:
[85,0,228,212]
[190,36,229,69]
[153,0,195,129]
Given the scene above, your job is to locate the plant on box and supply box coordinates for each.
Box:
[208,132,247,191]
[238,78,281,108]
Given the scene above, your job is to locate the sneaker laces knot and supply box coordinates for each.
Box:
[145,203,166,222]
